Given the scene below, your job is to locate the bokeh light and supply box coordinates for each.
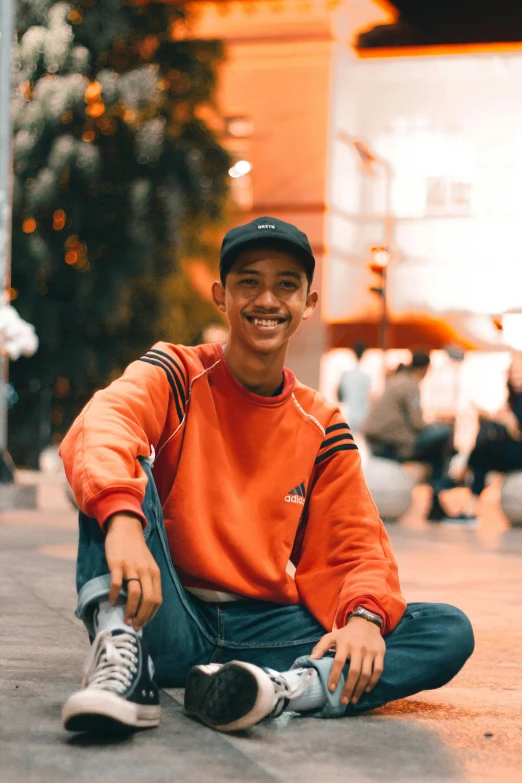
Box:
[228,160,252,178]
[22,218,36,233]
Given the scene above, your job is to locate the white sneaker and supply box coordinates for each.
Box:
[62,629,160,733]
[184,661,317,732]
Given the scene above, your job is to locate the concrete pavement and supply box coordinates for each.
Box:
[1,478,521,783]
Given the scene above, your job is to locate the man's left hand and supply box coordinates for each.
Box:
[310,616,386,705]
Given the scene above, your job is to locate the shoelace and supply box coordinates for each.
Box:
[265,667,317,718]
[82,631,139,694]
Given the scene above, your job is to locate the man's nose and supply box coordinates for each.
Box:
[253,286,280,309]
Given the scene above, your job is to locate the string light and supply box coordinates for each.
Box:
[228,160,252,178]
[86,101,105,118]
[22,218,37,233]
[84,82,104,119]
[64,235,89,270]
[85,81,102,102]
[53,209,66,230]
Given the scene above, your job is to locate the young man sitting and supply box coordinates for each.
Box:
[60,217,474,734]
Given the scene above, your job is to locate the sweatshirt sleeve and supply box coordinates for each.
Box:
[59,343,188,529]
[294,411,406,635]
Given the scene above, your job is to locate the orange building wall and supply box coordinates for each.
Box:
[186,0,390,387]
[217,39,331,387]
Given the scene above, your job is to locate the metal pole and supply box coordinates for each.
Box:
[0,0,15,482]
[380,266,388,352]
[337,132,395,356]
[381,163,392,353]
[383,160,393,250]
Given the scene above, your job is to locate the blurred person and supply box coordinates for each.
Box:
[59,218,473,737]
[337,342,371,432]
[459,354,522,517]
[363,352,471,524]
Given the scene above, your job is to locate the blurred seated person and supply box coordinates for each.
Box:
[363,352,469,524]
[460,354,522,517]
[337,342,371,432]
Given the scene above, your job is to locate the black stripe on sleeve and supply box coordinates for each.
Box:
[314,443,358,465]
[320,432,355,450]
[145,352,186,407]
[147,349,186,405]
[325,422,351,435]
[139,358,183,422]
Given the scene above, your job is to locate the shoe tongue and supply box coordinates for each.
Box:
[109,628,135,638]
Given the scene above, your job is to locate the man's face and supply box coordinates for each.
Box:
[212,247,318,355]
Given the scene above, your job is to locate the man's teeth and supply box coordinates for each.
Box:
[252,318,281,327]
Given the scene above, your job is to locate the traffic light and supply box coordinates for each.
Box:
[369,246,391,300]
[368,246,391,351]
[369,263,386,299]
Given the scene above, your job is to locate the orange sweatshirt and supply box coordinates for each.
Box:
[59,342,406,634]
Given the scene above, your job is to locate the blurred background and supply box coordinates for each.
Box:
[1,0,522,476]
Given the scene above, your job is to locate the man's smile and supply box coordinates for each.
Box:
[244,314,288,332]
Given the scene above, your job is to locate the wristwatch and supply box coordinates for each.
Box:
[347,606,383,628]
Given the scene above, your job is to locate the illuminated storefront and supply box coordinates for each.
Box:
[188,0,522,393]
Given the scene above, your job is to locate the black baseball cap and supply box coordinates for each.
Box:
[219,216,315,284]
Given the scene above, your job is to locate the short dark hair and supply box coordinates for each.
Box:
[410,351,431,369]
[352,342,367,361]
[221,238,313,287]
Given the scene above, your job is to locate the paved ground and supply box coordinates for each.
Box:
[1,476,521,783]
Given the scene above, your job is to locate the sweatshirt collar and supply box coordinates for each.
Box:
[215,343,295,406]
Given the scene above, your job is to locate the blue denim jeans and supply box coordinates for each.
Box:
[75,459,474,718]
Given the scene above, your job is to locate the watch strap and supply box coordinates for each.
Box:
[347,605,383,628]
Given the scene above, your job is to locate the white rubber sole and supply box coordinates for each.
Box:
[216,662,275,732]
[184,660,275,732]
[62,689,160,732]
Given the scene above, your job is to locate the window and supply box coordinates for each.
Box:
[426,177,470,215]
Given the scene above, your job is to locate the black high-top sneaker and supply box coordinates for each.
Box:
[62,629,160,733]
[184,661,317,732]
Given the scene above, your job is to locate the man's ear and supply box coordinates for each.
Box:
[302,289,319,322]
[212,280,227,313]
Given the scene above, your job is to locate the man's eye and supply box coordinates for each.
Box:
[240,278,257,285]
[280,281,298,289]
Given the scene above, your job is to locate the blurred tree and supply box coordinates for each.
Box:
[9,0,230,466]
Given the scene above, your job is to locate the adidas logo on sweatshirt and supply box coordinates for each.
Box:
[285,483,306,505]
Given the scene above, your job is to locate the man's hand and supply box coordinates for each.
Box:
[105,513,162,632]
[310,616,386,705]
